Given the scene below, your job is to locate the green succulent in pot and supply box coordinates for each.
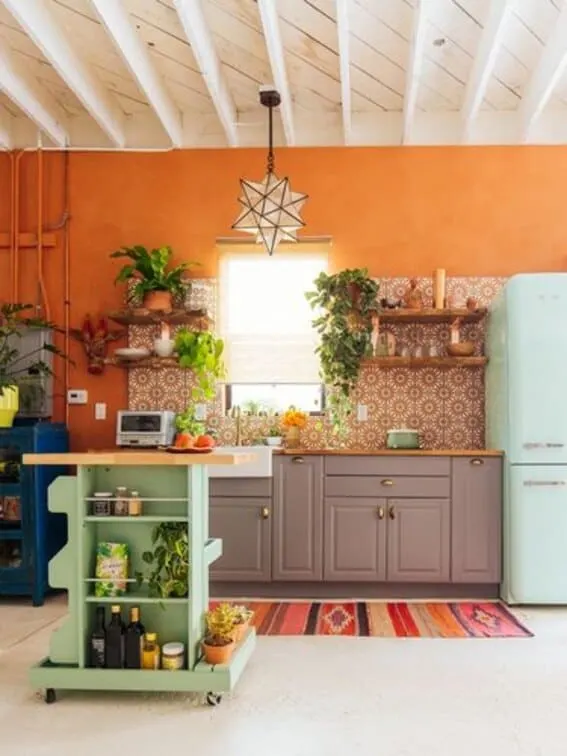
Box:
[110,245,199,311]
[306,268,379,444]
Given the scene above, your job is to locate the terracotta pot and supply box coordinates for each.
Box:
[232,621,249,643]
[144,290,173,312]
[346,282,361,304]
[202,639,235,666]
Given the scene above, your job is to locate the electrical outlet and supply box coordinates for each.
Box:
[357,404,368,422]
[67,389,87,405]
[95,402,107,420]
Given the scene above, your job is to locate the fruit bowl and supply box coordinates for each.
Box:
[165,446,214,454]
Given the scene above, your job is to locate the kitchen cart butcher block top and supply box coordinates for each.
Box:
[275,448,503,457]
[23,450,257,466]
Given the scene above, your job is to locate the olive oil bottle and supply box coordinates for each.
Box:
[89,606,106,668]
[105,605,125,669]
[124,606,145,669]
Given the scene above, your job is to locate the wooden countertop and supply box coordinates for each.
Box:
[274,449,503,457]
[23,450,257,467]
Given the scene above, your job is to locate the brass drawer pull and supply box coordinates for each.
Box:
[381,478,394,487]
[470,458,484,466]
[388,505,395,520]
[291,456,304,464]
[377,506,385,520]
[261,507,270,519]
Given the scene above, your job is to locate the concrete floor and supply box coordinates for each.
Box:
[1,596,567,756]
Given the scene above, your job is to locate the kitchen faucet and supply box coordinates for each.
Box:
[230,405,242,445]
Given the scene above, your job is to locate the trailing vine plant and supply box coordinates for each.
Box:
[306,269,379,444]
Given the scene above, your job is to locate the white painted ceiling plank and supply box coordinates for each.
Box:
[518,4,567,141]
[0,0,125,147]
[402,0,428,145]
[0,107,12,149]
[0,40,68,146]
[257,0,295,146]
[91,0,183,146]
[461,0,514,142]
[336,0,352,144]
[172,0,238,147]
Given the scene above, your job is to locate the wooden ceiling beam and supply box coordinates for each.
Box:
[0,40,68,147]
[173,0,238,147]
[257,0,295,146]
[518,5,567,141]
[402,0,428,145]
[1,0,125,147]
[461,0,513,143]
[336,0,352,145]
[91,0,183,147]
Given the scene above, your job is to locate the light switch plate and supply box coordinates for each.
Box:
[95,402,107,420]
[357,404,368,422]
[67,389,87,405]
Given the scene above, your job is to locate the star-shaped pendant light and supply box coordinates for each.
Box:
[232,88,308,256]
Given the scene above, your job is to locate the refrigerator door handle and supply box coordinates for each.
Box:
[523,442,565,449]
[523,480,566,486]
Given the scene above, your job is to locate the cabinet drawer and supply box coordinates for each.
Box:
[325,475,450,498]
[209,478,272,498]
[324,455,450,477]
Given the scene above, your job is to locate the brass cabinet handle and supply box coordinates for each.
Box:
[381,478,394,487]
[291,456,304,464]
[377,506,385,520]
[470,458,484,466]
[261,507,270,519]
[388,505,395,520]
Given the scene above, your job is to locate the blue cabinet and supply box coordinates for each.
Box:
[0,421,68,606]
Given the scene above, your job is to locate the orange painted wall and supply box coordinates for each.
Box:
[1,146,566,449]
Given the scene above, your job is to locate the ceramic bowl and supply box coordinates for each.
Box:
[447,341,475,357]
[265,436,282,446]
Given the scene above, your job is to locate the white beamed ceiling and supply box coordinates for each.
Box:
[0,0,567,150]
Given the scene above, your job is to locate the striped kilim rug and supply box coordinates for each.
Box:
[243,601,532,638]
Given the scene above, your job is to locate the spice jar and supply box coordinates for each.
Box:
[128,490,142,517]
[113,486,129,517]
[161,642,185,671]
[141,633,160,670]
[93,492,112,517]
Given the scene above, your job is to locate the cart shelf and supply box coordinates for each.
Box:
[23,451,256,705]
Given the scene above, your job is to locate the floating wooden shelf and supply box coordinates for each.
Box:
[377,308,487,324]
[109,355,178,369]
[107,308,211,327]
[363,356,488,368]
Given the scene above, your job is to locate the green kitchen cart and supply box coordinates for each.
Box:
[24,450,256,706]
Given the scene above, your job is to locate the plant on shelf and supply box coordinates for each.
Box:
[232,605,254,642]
[174,329,225,402]
[265,425,283,446]
[305,269,379,444]
[0,303,69,427]
[136,523,189,599]
[202,603,238,665]
[110,245,199,312]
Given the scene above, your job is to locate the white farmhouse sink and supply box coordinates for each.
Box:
[208,445,273,478]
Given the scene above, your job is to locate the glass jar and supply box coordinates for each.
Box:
[141,633,160,670]
[161,642,185,671]
[92,492,112,517]
[128,490,142,517]
[113,486,129,517]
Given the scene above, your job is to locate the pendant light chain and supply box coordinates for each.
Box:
[267,103,275,175]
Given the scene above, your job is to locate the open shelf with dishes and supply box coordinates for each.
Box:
[107,308,211,328]
[28,457,255,705]
[377,307,487,324]
[364,356,487,368]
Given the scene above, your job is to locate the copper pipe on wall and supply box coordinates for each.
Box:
[13,150,23,302]
[9,151,15,301]
[36,144,51,320]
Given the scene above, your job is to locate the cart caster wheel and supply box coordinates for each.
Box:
[206,692,222,707]
[44,688,56,705]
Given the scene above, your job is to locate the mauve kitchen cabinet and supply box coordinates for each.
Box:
[272,455,324,581]
[451,457,502,583]
[209,478,272,581]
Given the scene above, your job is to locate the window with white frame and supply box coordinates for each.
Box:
[219,246,329,413]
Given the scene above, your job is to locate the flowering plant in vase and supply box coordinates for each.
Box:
[281,406,308,447]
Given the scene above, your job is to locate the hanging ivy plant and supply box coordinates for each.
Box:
[306,269,379,443]
[174,329,226,402]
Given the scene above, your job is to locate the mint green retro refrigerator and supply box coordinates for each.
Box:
[486,273,567,604]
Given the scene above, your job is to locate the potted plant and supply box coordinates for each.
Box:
[110,245,198,312]
[281,406,307,448]
[136,522,189,598]
[0,303,68,428]
[306,269,379,444]
[174,329,225,402]
[232,605,254,642]
[264,426,283,446]
[202,603,238,665]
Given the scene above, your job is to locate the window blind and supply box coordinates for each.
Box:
[219,247,329,384]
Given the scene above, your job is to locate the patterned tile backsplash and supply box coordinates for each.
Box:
[128,276,506,450]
